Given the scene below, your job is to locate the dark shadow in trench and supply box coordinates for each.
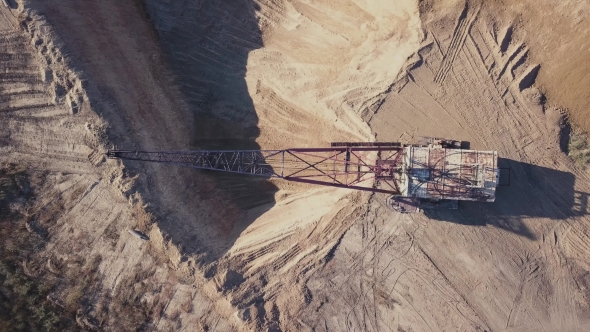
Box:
[424,158,586,240]
[142,0,277,262]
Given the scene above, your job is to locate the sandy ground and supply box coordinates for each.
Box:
[482,0,590,132]
[2,0,590,330]
[301,1,590,330]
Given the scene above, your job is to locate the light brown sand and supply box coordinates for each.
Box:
[2,0,590,330]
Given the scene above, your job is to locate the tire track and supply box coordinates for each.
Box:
[434,3,480,84]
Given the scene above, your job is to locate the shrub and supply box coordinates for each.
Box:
[569,130,590,167]
[0,168,77,331]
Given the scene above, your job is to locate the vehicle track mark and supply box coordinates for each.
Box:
[434,3,480,84]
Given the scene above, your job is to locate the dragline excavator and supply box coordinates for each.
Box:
[107,137,501,213]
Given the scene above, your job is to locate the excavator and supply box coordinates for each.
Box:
[107,137,500,213]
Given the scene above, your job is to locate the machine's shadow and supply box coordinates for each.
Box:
[424,158,587,240]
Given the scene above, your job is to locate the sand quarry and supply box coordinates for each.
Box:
[1,0,590,330]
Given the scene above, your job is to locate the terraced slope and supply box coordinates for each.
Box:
[0,7,238,331]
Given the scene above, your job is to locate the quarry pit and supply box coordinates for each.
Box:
[1,0,590,331]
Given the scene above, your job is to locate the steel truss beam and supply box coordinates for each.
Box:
[107,145,405,194]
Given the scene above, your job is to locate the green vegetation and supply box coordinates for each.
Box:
[1,166,157,330]
[0,261,67,331]
[569,131,590,167]
[0,167,77,331]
